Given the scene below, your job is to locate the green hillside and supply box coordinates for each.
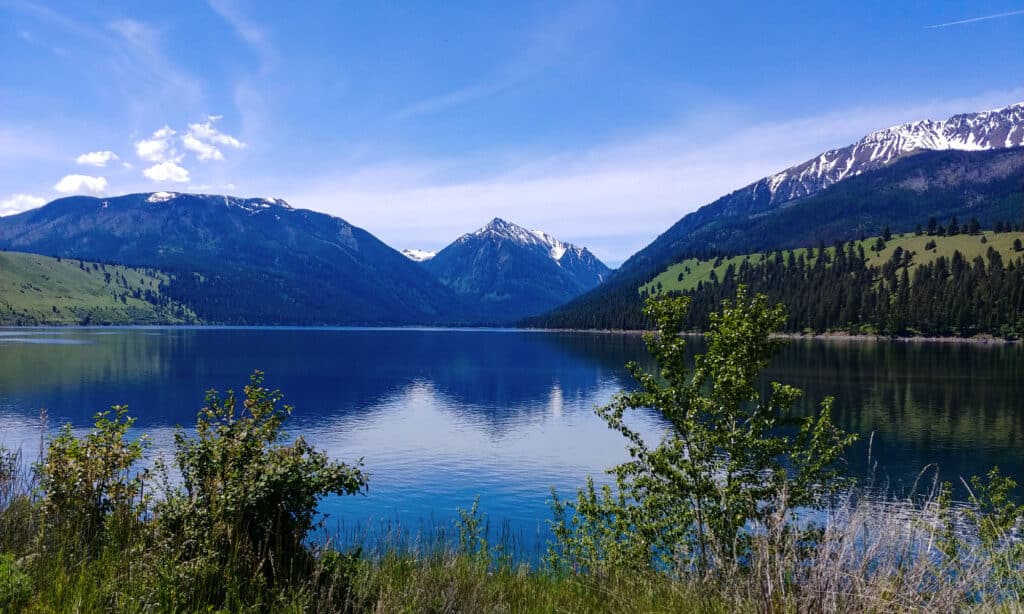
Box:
[0,251,198,325]
[642,230,1024,296]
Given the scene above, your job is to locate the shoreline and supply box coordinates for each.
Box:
[523,327,1022,344]
[0,322,1020,345]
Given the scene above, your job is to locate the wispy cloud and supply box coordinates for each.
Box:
[392,82,513,121]
[286,88,1024,265]
[106,18,205,107]
[6,5,205,110]
[926,9,1024,29]
[390,1,614,121]
[207,0,278,72]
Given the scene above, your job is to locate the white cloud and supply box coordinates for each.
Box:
[0,193,45,216]
[134,126,177,162]
[75,150,119,167]
[182,133,224,161]
[53,174,107,194]
[135,117,245,165]
[182,116,246,161]
[142,161,190,183]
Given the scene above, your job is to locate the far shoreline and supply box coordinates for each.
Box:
[0,323,1020,345]
[521,327,1022,345]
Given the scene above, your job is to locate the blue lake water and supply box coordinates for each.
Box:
[0,328,1022,552]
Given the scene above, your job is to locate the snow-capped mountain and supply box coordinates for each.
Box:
[466,218,609,283]
[422,218,611,322]
[402,249,437,262]
[753,102,1024,209]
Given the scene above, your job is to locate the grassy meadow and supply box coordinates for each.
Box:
[0,251,196,325]
[641,230,1024,296]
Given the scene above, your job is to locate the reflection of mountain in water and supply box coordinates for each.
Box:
[0,328,647,437]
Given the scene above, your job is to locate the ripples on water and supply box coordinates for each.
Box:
[0,327,1020,552]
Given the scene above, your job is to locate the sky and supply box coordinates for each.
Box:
[0,1,1022,266]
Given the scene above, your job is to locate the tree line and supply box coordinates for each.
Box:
[666,235,1024,338]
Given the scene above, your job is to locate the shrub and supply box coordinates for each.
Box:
[36,407,148,553]
[157,371,368,593]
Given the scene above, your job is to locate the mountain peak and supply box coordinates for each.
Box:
[477,217,522,234]
[754,103,1024,208]
[425,219,612,321]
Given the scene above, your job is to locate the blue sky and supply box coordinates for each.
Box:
[1,1,1022,265]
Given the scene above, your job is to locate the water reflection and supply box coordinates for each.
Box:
[0,328,1021,541]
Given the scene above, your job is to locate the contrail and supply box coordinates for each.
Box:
[926,9,1024,29]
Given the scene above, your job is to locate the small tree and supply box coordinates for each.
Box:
[549,288,855,574]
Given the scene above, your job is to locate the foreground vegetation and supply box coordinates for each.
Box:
[0,250,196,325]
[2,289,1024,612]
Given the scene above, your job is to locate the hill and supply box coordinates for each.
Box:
[0,250,196,325]
[0,192,466,325]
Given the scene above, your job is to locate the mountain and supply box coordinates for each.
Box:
[526,102,1024,329]
[422,218,611,322]
[0,192,464,325]
[748,102,1024,209]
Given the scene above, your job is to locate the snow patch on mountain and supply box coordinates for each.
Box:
[142,192,294,215]
[756,102,1024,207]
[146,191,177,203]
[402,249,436,262]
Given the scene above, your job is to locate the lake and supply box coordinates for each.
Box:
[0,328,1022,552]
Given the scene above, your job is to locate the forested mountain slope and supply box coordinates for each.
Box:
[0,193,466,325]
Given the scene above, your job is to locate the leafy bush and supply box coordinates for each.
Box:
[156,371,368,594]
[36,407,148,553]
[549,287,855,574]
